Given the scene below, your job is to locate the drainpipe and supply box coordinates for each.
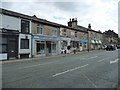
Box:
[87,30,90,52]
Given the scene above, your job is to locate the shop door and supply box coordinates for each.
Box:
[9,40,16,59]
[46,41,51,56]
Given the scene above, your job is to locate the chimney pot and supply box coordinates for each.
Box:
[72,18,74,21]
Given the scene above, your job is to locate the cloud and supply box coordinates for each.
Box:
[1,0,118,33]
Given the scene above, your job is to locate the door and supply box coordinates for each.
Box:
[46,41,51,56]
[9,39,16,59]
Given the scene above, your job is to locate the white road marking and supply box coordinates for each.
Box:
[52,64,88,77]
[88,56,98,59]
[19,61,59,69]
[110,59,119,64]
[98,57,110,62]
[81,72,97,88]
[80,56,98,60]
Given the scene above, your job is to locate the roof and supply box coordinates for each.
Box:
[77,25,102,34]
[0,8,97,34]
[0,8,60,27]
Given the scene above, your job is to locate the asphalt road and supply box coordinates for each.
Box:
[2,50,119,88]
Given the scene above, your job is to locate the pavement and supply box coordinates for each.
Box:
[1,50,93,64]
[1,49,119,88]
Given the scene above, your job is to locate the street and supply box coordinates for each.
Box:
[2,50,119,88]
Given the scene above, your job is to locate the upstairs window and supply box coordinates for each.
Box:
[52,27,58,36]
[63,28,67,36]
[75,32,77,37]
[37,24,44,34]
[21,20,30,34]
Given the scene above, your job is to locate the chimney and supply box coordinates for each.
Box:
[68,18,72,27]
[88,24,91,29]
[72,18,77,28]
[72,18,74,22]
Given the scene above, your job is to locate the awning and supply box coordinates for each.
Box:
[98,40,102,44]
[80,39,88,43]
[91,40,95,44]
[95,40,99,44]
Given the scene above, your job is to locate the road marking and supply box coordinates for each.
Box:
[88,56,98,59]
[110,59,119,64]
[98,57,110,62]
[81,72,97,88]
[52,64,88,77]
[19,61,59,69]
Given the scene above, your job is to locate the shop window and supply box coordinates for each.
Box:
[51,42,56,53]
[84,42,87,49]
[0,37,7,53]
[21,20,30,34]
[37,24,44,34]
[21,39,29,49]
[61,41,67,49]
[36,41,45,54]
[80,43,82,46]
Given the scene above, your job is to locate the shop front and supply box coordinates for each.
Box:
[60,37,71,54]
[90,40,95,50]
[96,40,102,50]
[0,29,19,60]
[71,38,79,52]
[80,39,88,51]
[32,35,60,57]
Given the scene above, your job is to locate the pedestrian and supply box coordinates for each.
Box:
[74,47,76,54]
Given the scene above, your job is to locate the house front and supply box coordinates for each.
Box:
[31,18,61,57]
[0,8,32,60]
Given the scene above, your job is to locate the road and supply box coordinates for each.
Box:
[2,50,119,88]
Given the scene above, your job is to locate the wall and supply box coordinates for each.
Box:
[31,22,37,34]
[18,34,32,58]
[1,14,20,30]
[44,25,52,36]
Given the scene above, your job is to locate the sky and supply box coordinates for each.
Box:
[1,0,119,34]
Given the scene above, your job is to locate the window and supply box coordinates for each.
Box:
[21,39,29,49]
[51,42,56,53]
[36,41,45,54]
[71,32,75,36]
[52,27,58,36]
[0,37,7,53]
[21,20,30,34]
[75,32,77,37]
[37,24,44,34]
[84,42,87,49]
[63,28,67,36]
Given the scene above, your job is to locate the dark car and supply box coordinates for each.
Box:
[117,45,120,49]
[106,45,115,51]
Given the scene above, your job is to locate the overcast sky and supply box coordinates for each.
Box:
[1,0,119,34]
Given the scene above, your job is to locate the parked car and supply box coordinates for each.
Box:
[106,45,116,51]
[117,45,120,49]
[102,45,107,50]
